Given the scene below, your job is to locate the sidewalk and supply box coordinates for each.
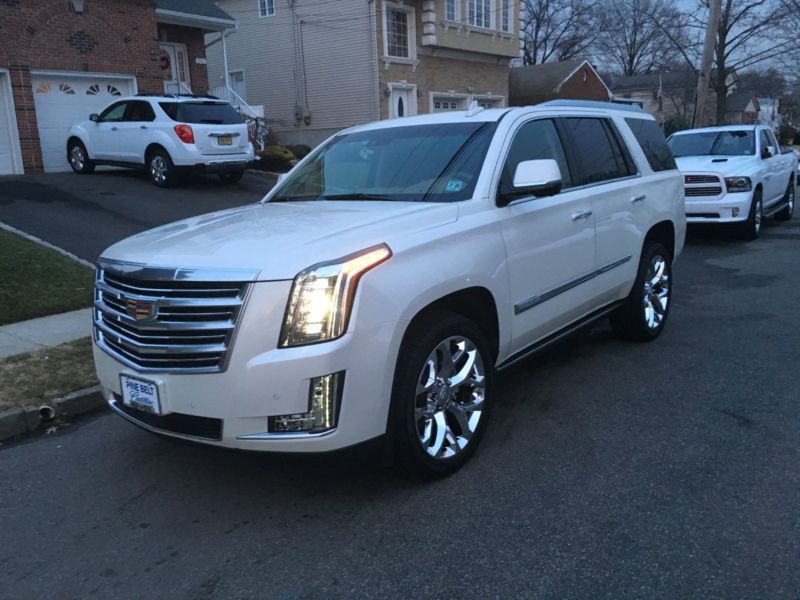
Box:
[0,308,93,359]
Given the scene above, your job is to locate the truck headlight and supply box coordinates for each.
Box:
[279,244,392,347]
[724,176,752,192]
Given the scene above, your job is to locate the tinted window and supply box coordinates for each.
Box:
[566,118,635,184]
[625,117,677,172]
[159,101,243,124]
[99,102,128,122]
[668,130,755,157]
[125,101,155,122]
[765,129,779,150]
[271,122,497,203]
[501,119,572,189]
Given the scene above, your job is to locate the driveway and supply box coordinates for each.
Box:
[1,219,799,597]
[0,169,275,262]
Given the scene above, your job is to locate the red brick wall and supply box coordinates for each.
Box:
[0,0,210,172]
[158,24,209,95]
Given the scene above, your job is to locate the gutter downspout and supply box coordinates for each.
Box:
[222,29,231,91]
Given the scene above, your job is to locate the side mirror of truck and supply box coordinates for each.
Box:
[761,146,774,159]
[89,113,99,122]
[498,159,563,207]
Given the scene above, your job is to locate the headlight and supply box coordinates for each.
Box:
[724,176,752,192]
[279,244,392,347]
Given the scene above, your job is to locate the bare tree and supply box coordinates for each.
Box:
[521,0,598,65]
[596,0,684,75]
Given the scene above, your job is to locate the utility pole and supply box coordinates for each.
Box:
[693,0,722,127]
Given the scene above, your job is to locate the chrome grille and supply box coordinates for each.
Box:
[684,173,723,197]
[684,174,720,184]
[94,261,257,373]
[685,186,723,197]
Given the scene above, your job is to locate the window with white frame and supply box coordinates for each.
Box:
[468,0,492,28]
[445,0,459,22]
[383,3,416,60]
[501,0,512,32]
[431,93,468,112]
[259,0,275,17]
[473,96,504,109]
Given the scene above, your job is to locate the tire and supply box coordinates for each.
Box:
[218,170,244,184]
[147,149,177,188]
[390,312,493,478]
[775,178,794,221]
[737,189,763,240]
[610,241,672,342]
[67,140,95,174]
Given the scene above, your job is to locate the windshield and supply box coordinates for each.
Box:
[668,130,755,157]
[269,122,498,203]
[159,102,243,125]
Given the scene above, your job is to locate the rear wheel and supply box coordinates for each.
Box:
[737,189,763,240]
[218,170,244,184]
[610,241,672,342]
[391,312,493,478]
[148,150,176,188]
[775,178,794,221]
[67,140,94,174]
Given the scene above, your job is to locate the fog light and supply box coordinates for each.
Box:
[731,207,740,217]
[269,372,344,434]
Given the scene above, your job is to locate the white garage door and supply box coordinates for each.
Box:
[0,72,18,175]
[31,74,135,172]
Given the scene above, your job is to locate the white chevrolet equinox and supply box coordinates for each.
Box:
[93,100,686,476]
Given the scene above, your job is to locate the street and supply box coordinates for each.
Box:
[1,216,798,598]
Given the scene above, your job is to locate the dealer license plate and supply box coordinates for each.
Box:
[120,375,161,415]
[217,135,233,146]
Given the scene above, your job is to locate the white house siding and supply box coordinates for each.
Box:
[206,0,378,147]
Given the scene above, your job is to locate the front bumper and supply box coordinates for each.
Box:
[94,280,403,452]
[685,191,752,223]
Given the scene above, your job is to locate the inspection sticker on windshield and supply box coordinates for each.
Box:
[120,374,161,415]
[445,179,464,192]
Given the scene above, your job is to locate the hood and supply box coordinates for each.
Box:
[100,201,458,280]
[675,155,757,177]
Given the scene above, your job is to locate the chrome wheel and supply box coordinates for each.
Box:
[150,155,168,184]
[754,199,763,233]
[642,255,670,330]
[414,336,486,460]
[69,145,84,171]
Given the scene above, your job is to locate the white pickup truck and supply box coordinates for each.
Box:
[93,100,685,477]
[668,125,795,239]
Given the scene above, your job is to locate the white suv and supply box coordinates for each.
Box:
[66,95,254,187]
[93,100,685,476]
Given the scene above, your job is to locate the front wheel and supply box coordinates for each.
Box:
[391,312,493,478]
[737,190,763,240]
[67,140,94,174]
[148,150,177,188]
[610,241,672,342]
[775,178,794,221]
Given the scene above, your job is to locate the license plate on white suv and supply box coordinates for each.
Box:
[120,374,161,415]
[217,135,232,146]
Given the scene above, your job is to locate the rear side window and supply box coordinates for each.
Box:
[125,101,156,122]
[565,118,635,184]
[502,119,572,189]
[625,118,676,172]
[158,102,243,124]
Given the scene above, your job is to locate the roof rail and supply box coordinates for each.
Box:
[537,99,643,113]
[134,93,221,101]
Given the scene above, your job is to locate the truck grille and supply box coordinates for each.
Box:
[94,262,256,373]
[684,174,723,197]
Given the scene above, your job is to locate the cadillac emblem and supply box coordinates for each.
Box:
[126,298,154,320]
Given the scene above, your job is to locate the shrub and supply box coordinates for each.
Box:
[286,144,312,160]
[257,145,296,172]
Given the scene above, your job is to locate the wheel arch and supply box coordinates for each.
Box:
[644,220,676,260]
[144,142,170,163]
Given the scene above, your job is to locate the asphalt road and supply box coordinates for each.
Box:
[0,169,273,262]
[1,212,799,597]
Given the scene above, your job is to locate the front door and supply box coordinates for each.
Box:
[229,70,246,101]
[160,43,191,94]
[92,101,128,159]
[389,84,416,119]
[496,117,596,355]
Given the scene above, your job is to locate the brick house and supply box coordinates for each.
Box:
[205,0,523,147]
[508,59,611,106]
[0,0,235,174]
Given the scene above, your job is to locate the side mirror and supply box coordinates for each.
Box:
[498,159,563,206]
[761,146,773,159]
[89,113,99,122]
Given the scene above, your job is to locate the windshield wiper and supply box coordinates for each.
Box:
[318,193,399,201]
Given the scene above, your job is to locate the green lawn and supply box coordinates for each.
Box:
[0,337,97,412]
[0,229,94,325]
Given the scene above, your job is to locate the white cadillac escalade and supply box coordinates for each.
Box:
[668,124,795,239]
[93,100,686,476]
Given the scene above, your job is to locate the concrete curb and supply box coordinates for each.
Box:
[0,385,105,443]
[0,221,96,270]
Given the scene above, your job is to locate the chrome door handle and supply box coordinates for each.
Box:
[631,194,646,204]
[571,210,593,222]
